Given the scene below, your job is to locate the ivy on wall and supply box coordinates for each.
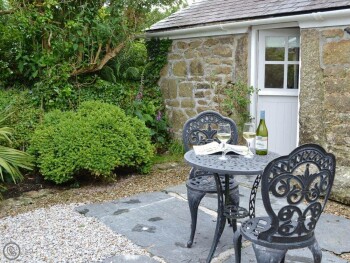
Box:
[144,38,172,87]
[138,38,173,151]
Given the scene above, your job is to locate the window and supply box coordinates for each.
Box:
[260,31,300,91]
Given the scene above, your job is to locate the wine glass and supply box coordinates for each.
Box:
[243,122,256,158]
[217,123,231,160]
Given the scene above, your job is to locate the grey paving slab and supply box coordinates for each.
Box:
[165,184,187,194]
[316,213,350,254]
[80,192,236,263]
[222,245,255,263]
[166,182,275,219]
[166,183,219,213]
[222,245,349,263]
[234,174,260,187]
[76,192,170,217]
[283,249,348,263]
[102,254,159,263]
[166,182,350,252]
[78,182,350,263]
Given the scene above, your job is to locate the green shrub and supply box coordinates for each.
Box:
[79,78,171,152]
[0,88,42,150]
[78,78,137,111]
[29,101,155,184]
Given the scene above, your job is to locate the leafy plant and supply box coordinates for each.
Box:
[78,78,137,110]
[1,2,177,153]
[87,38,174,152]
[130,99,171,152]
[151,139,184,164]
[0,0,185,109]
[168,139,185,155]
[29,101,155,184]
[216,80,257,132]
[0,113,34,184]
[144,38,173,88]
[0,88,43,150]
[139,38,174,151]
[105,40,148,82]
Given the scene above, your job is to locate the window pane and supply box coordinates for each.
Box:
[265,37,285,61]
[287,65,299,89]
[288,37,300,61]
[265,64,284,89]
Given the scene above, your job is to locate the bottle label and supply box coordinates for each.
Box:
[256,136,268,150]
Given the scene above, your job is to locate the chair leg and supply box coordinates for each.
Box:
[186,187,206,248]
[233,229,242,263]
[308,240,322,263]
[252,244,287,263]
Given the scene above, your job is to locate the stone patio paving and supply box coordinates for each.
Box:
[77,175,350,263]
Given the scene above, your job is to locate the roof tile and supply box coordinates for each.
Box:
[148,0,350,32]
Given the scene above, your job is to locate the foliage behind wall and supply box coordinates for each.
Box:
[0,0,179,153]
[0,1,183,189]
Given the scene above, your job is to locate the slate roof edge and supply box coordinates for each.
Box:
[147,6,350,33]
[145,8,350,39]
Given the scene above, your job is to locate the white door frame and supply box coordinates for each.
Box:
[248,22,300,145]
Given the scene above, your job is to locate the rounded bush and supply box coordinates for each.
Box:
[29,101,155,184]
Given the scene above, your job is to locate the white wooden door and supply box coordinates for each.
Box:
[257,29,300,155]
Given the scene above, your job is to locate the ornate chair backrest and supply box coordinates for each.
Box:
[182,110,238,152]
[259,144,336,243]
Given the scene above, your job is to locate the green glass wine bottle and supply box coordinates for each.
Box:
[255,110,268,155]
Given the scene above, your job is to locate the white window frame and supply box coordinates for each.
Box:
[258,28,300,97]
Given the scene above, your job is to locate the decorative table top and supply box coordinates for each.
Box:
[184,150,280,175]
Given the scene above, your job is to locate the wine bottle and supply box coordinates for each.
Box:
[255,110,268,155]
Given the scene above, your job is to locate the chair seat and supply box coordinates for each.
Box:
[224,204,249,219]
[186,174,238,193]
[241,217,316,250]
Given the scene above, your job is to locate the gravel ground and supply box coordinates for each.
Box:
[0,163,188,263]
[0,163,190,219]
[0,203,155,262]
[0,162,349,262]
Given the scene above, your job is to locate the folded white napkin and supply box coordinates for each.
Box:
[193,142,248,155]
[226,144,249,155]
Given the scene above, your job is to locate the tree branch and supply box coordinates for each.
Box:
[71,41,126,77]
[0,10,15,15]
[93,43,103,65]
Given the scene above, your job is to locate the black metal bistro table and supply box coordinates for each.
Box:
[184,150,279,263]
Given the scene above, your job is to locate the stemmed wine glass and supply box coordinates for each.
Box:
[217,123,231,161]
[243,122,256,158]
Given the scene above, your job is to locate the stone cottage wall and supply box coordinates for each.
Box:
[299,26,350,204]
[158,35,249,138]
[158,28,349,204]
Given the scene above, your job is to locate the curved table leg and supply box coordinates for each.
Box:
[206,173,226,263]
[248,173,262,218]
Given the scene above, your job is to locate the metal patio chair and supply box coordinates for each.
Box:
[182,110,240,248]
[233,143,336,263]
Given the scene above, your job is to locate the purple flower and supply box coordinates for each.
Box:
[156,111,162,121]
[136,91,143,100]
